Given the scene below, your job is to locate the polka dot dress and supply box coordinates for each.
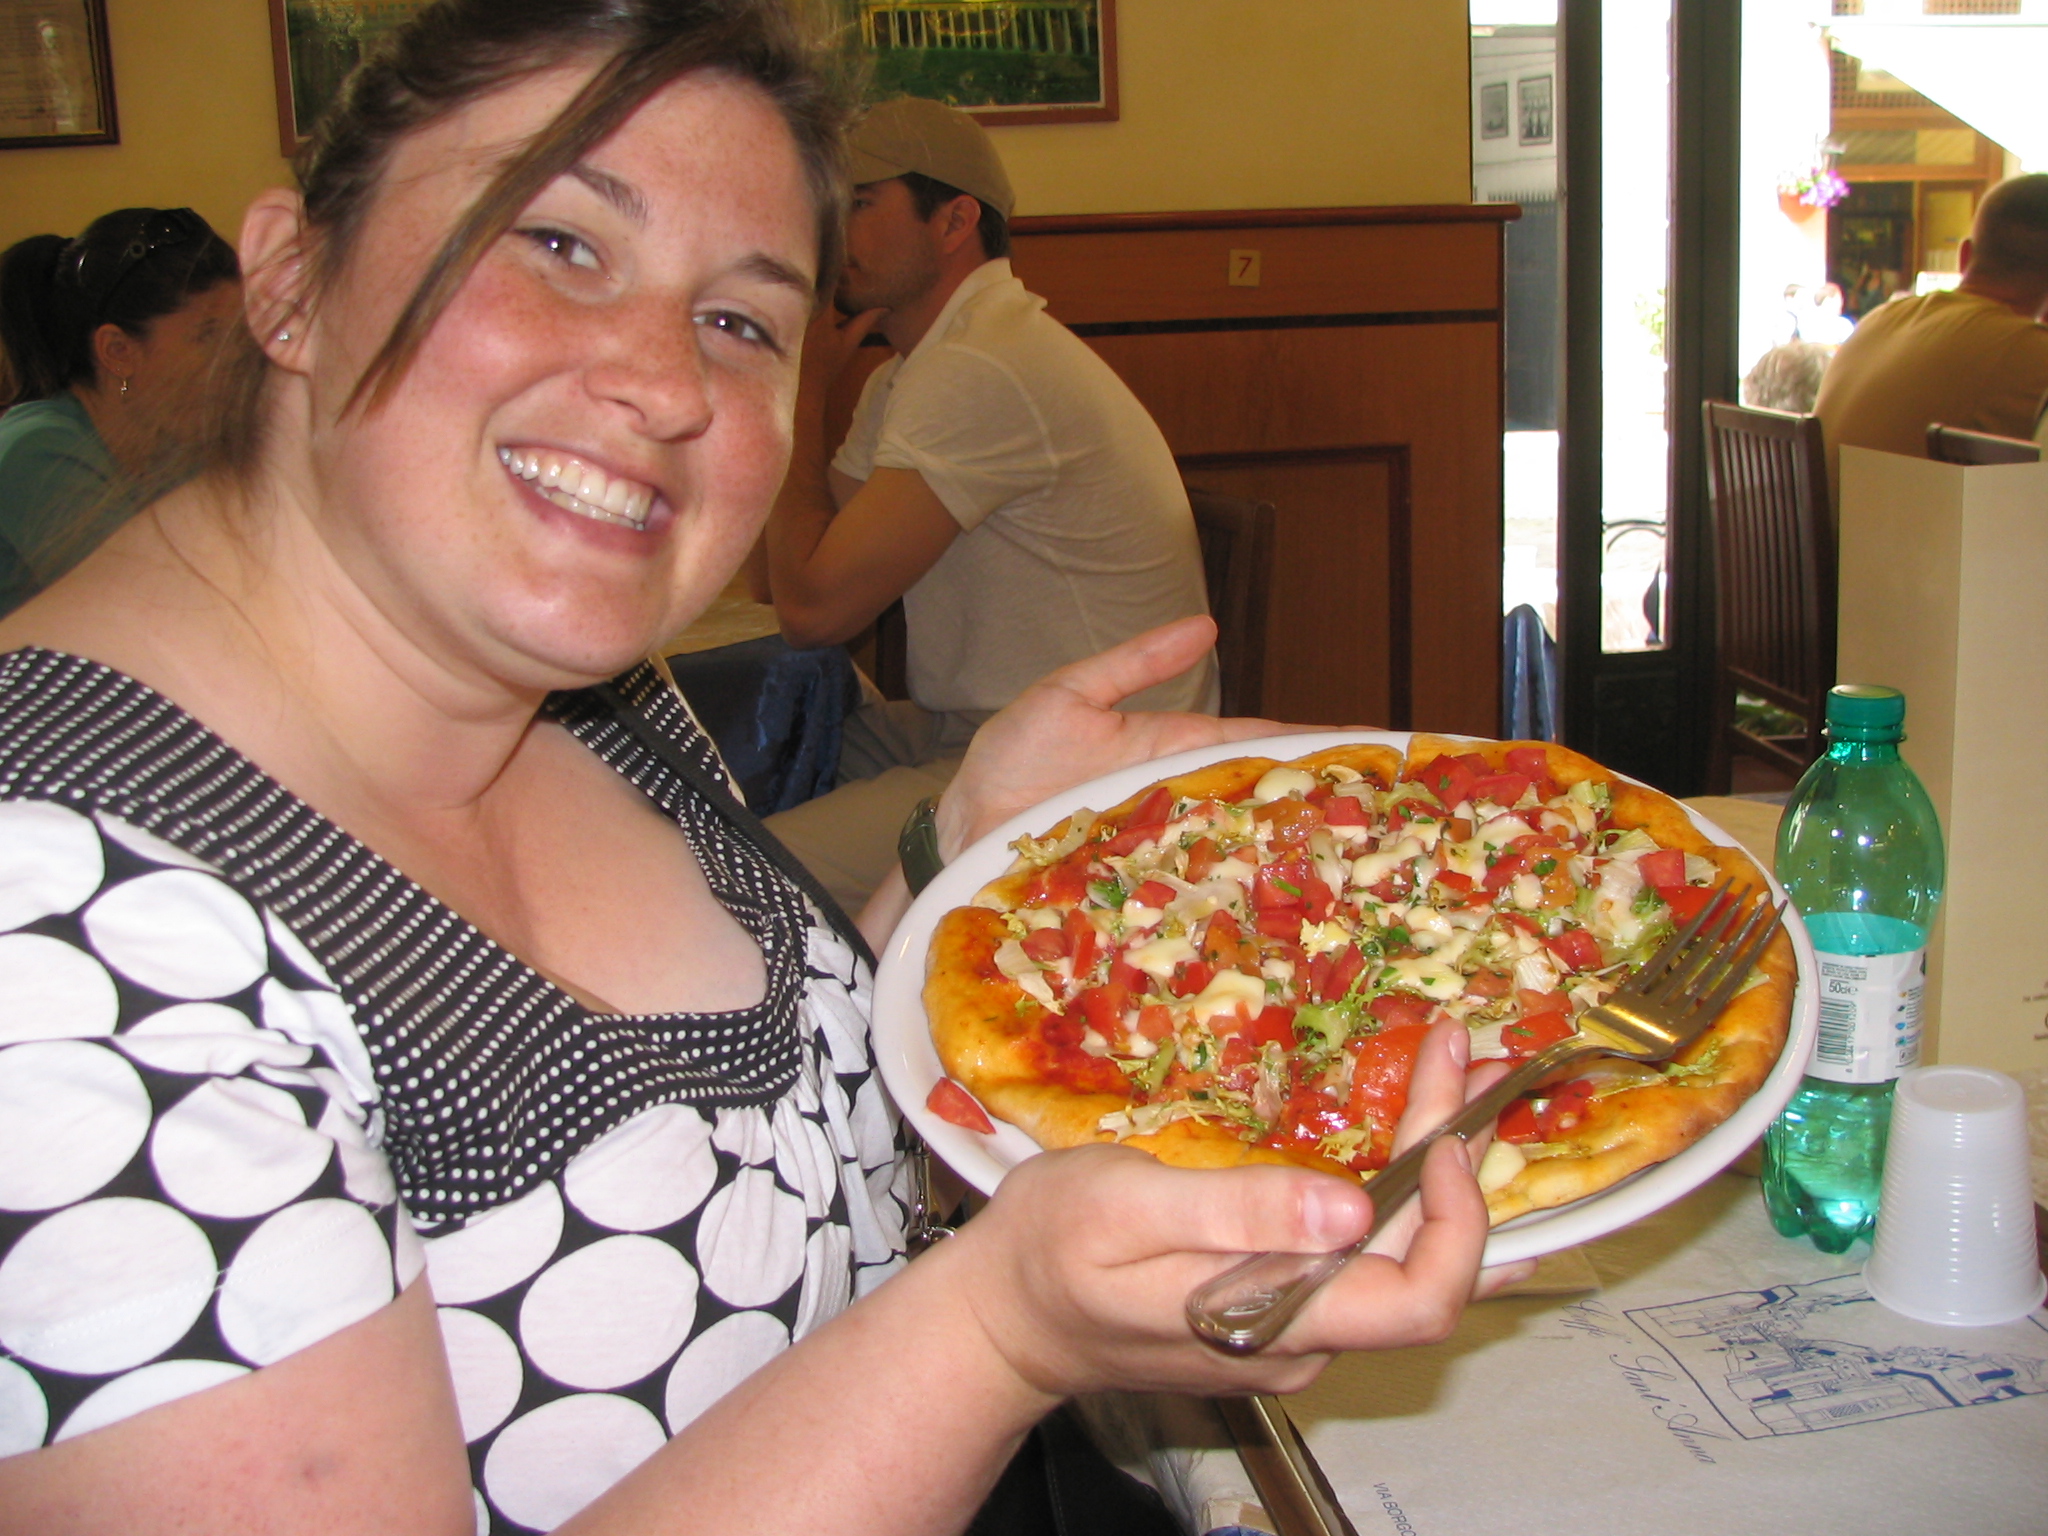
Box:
[0,650,910,1532]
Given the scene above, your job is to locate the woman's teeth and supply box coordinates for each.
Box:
[498,446,654,531]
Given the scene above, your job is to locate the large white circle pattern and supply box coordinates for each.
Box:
[0,1356,48,1456]
[438,1307,525,1442]
[483,1394,668,1533]
[0,1197,216,1373]
[217,1199,393,1365]
[91,811,213,872]
[0,1041,151,1211]
[0,801,103,931]
[794,1222,853,1342]
[119,1001,311,1078]
[83,870,266,1000]
[562,1103,717,1233]
[0,933,119,1045]
[662,1309,789,1433]
[696,1168,805,1309]
[56,1358,248,1443]
[259,980,375,1107]
[421,1180,565,1305]
[151,1077,333,1219]
[518,1235,698,1391]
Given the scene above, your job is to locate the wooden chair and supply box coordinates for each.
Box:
[1186,486,1277,718]
[1701,401,1836,790]
[867,488,1276,715]
[1926,423,2042,466]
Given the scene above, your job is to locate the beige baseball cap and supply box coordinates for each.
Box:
[845,96,1017,218]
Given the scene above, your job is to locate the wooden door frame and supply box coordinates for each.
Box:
[1557,0,1741,796]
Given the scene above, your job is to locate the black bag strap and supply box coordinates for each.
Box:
[594,667,877,972]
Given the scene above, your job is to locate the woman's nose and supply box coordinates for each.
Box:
[585,309,714,441]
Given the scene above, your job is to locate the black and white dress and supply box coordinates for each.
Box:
[0,648,910,1533]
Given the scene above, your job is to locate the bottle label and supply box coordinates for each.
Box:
[1806,947,1925,1084]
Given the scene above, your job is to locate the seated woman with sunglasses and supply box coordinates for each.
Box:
[0,4,1518,1532]
[0,208,240,615]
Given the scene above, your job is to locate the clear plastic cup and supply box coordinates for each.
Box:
[1863,1065,2047,1327]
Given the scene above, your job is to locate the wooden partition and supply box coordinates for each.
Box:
[829,205,1512,737]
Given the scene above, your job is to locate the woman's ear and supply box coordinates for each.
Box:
[91,322,141,392]
[239,188,315,372]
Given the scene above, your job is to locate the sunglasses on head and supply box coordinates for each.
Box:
[67,208,208,314]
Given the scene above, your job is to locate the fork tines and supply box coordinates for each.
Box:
[1623,880,1784,1017]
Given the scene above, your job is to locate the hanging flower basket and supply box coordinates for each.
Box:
[1778,166,1849,214]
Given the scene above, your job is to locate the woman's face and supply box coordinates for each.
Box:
[296,66,818,691]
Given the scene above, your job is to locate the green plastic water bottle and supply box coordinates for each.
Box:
[1762,685,1945,1253]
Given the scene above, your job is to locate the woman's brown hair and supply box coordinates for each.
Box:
[206,0,854,474]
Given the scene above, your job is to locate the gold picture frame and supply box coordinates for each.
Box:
[0,0,118,149]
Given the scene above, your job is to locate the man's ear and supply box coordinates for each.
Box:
[91,322,141,390]
[938,194,984,260]
[239,187,316,373]
[1958,236,1975,276]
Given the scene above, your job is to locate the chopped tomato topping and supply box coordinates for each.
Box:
[1545,928,1603,973]
[1259,797,1322,848]
[1637,849,1686,891]
[1446,816,1475,843]
[1199,909,1247,970]
[1267,1087,1353,1154]
[1469,771,1530,809]
[1369,993,1433,1031]
[1298,875,1337,921]
[927,1078,995,1134]
[1063,908,1098,976]
[1323,943,1365,1002]
[1254,908,1305,939]
[1482,848,1530,894]
[1662,884,1719,925]
[1500,1009,1575,1059]
[1253,856,1313,911]
[1247,1005,1297,1050]
[1020,927,1068,963]
[1135,1003,1176,1040]
[1131,880,1178,909]
[1497,1098,1544,1143]
[1464,968,1514,999]
[1433,868,1474,894]
[1026,859,1091,908]
[1109,958,1147,994]
[1183,836,1222,882]
[1505,746,1558,797]
[1129,786,1175,828]
[1169,958,1214,998]
[1517,987,1571,1017]
[1323,794,1370,827]
[1539,1079,1598,1137]
[1074,983,1127,1036]
[1219,1035,1257,1073]
[1345,1023,1433,1164]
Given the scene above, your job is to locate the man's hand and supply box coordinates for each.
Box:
[800,306,885,398]
[935,615,1265,859]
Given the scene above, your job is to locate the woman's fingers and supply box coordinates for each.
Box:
[1034,615,1219,710]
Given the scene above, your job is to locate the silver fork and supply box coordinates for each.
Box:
[1185,882,1784,1353]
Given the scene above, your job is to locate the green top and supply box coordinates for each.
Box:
[0,391,137,616]
[1824,683,1906,742]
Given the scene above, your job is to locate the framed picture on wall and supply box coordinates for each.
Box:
[0,0,118,149]
[859,0,1117,126]
[1479,81,1508,140]
[266,0,425,156]
[1517,74,1552,147]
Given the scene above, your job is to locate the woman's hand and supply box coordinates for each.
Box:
[934,1018,1526,1403]
[935,616,1289,860]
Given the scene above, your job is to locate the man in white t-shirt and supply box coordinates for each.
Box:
[762,97,1215,910]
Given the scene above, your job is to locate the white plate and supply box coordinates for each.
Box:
[871,731,1819,1265]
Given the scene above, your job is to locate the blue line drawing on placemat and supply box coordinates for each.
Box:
[1626,1273,2048,1438]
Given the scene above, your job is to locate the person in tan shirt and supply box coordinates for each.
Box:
[1815,173,2048,511]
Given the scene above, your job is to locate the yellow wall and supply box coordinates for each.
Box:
[0,0,293,253]
[0,0,1472,254]
[1002,0,1474,215]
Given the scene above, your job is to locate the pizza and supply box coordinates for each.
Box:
[921,737,1795,1224]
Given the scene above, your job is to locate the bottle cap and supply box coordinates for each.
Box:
[1825,683,1905,741]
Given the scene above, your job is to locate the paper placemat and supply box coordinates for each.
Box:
[1285,1174,2048,1536]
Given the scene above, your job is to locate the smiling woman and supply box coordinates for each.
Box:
[0,3,1505,1534]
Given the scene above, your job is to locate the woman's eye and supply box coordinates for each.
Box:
[695,310,775,350]
[523,228,600,272]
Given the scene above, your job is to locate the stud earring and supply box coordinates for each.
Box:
[119,376,129,400]
[274,329,291,343]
